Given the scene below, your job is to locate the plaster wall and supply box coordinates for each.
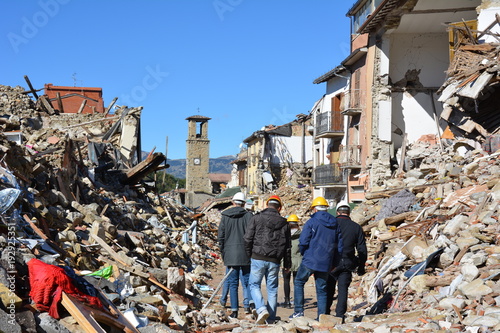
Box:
[268,136,313,165]
[478,6,500,43]
[389,33,449,87]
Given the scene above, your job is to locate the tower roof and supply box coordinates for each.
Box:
[186,115,211,121]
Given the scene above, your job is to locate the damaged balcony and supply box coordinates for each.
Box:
[315,111,344,139]
[313,163,345,186]
[341,89,365,116]
[340,144,363,169]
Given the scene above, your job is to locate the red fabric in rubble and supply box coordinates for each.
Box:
[28,258,103,319]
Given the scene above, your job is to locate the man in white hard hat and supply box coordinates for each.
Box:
[218,192,253,318]
[326,201,367,323]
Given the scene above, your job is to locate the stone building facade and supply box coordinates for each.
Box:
[185,115,212,207]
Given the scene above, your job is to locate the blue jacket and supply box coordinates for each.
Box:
[299,211,343,273]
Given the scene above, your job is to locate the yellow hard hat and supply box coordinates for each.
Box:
[287,214,300,223]
[311,196,328,208]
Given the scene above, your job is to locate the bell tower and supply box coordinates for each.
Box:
[185,115,211,197]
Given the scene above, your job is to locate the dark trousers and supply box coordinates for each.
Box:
[326,269,352,318]
[282,268,297,301]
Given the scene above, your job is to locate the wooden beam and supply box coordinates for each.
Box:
[104,97,118,116]
[90,234,130,268]
[23,214,66,258]
[66,115,119,129]
[56,92,65,113]
[77,99,87,114]
[23,75,39,100]
[39,95,55,115]
[363,211,419,232]
[61,292,138,333]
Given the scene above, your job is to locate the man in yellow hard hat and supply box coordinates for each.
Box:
[281,214,302,309]
[244,195,291,324]
[290,197,343,320]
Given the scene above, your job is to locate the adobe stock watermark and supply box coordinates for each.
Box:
[213,0,243,21]
[269,106,295,126]
[6,219,17,326]
[7,0,71,54]
[120,65,169,107]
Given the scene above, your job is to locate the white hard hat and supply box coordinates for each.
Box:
[232,192,246,203]
[336,201,350,211]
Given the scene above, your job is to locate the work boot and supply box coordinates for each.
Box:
[229,311,238,318]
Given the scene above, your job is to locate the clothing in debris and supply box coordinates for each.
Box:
[28,258,103,319]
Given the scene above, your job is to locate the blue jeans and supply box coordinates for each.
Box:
[293,263,329,318]
[225,266,250,311]
[221,267,252,308]
[249,258,280,320]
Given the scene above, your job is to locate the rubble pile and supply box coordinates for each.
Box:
[265,185,314,221]
[271,136,500,332]
[0,85,224,332]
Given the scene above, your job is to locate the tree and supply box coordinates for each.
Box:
[147,171,185,194]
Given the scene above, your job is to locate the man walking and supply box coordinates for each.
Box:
[326,201,367,322]
[244,195,291,324]
[291,197,343,320]
[218,192,253,318]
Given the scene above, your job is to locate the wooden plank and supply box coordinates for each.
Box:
[61,292,137,333]
[56,92,65,113]
[104,97,118,116]
[97,290,140,333]
[363,211,419,232]
[457,71,493,99]
[66,115,119,129]
[23,214,66,258]
[90,234,130,268]
[77,99,87,114]
[39,95,55,115]
[61,292,105,333]
[23,75,39,100]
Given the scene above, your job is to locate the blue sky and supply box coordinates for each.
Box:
[1,0,353,159]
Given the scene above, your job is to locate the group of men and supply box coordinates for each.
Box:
[217,192,367,324]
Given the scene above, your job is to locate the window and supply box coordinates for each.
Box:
[351,0,384,33]
[351,185,365,193]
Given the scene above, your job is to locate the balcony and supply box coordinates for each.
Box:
[341,89,365,116]
[313,164,345,186]
[315,111,344,139]
[340,145,362,169]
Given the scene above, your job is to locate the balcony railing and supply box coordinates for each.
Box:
[340,145,362,168]
[341,90,365,116]
[315,111,344,138]
[313,164,345,185]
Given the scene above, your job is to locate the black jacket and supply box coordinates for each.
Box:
[218,206,253,266]
[243,208,291,268]
[336,215,367,271]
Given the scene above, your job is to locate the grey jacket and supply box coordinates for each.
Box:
[218,206,253,266]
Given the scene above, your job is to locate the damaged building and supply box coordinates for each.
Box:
[237,115,313,196]
[310,0,500,207]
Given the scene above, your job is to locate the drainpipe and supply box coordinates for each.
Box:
[301,120,306,167]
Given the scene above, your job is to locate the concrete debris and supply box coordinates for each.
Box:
[2,80,500,332]
[0,84,222,332]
